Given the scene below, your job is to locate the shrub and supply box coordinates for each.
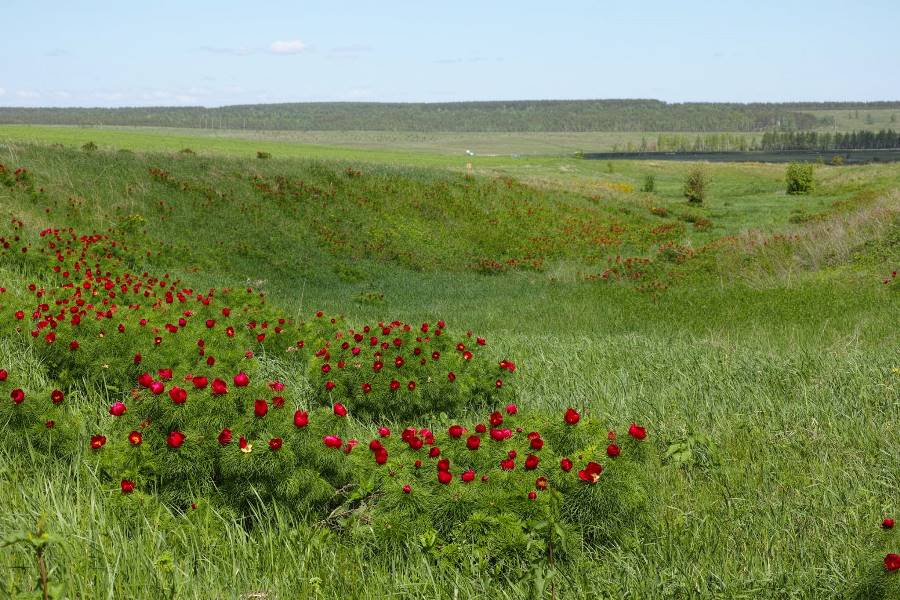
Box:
[785,162,815,195]
[257,151,271,159]
[831,155,845,166]
[641,174,656,193]
[81,141,98,152]
[682,168,708,204]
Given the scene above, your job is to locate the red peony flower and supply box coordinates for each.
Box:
[128,431,143,446]
[150,381,165,395]
[500,458,515,471]
[90,434,107,449]
[560,458,573,472]
[564,408,580,425]
[578,461,603,484]
[524,455,540,470]
[166,431,186,448]
[402,484,411,494]
[466,435,481,450]
[378,426,390,437]
[121,479,135,494]
[437,458,450,471]
[437,470,452,485]
[233,372,250,387]
[429,446,441,458]
[271,395,284,408]
[268,437,283,451]
[489,411,503,427]
[607,443,621,458]
[211,378,228,395]
[218,428,232,445]
[389,379,400,391]
[362,383,372,394]
[109,401,127,416]
[628,423,647,440]
[530,437,544,451]
[254,399,268,417]
[447,371,456,382]
[11,388,24,404]
[883,518,895,529]
[158,368,173,381]
[323,435,342,448]
[528,491,537,500]
[333,402,347,417]
[461,469,475,483]
[169,386,187,405]
[192,375,208,389]
[505,404,518,415]
[294,410,309,427]
[474,423,486,433]
[448,424,464,439]
[0,369,6,381]
[885,553,900,572]
[536,477,548,490]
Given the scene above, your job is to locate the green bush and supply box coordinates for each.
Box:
[785,162,815,195]
[682,168,708,204]
[641,174,656,193]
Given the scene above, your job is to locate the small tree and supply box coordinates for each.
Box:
[682,168,708,204]
[785,163,815,194]
[641,174,656,193]
[81,141,97,152]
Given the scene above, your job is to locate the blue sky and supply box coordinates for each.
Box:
[2,0,899,107]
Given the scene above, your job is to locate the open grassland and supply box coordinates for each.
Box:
[0,140,898,599]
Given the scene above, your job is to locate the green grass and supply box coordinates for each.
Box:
[1,139,899,598]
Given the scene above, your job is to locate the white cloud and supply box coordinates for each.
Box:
[15,90,40,99]
[269,40,307,55]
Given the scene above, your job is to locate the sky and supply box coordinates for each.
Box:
[2,0,899,107]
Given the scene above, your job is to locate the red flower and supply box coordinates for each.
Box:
[607,443,621,458]
[578,462,603,484]
[0,369,6,381]
[389,379,400,391]
[524,455,540,470]
[169,386,187,404]
[564,408,580,425]
[474,423,486,433]
[374,448,388,464]
[323,435,342,448]
[254,399,268,417]
[489,411,503,427]
[885,553,900,572]
[362,383,372,394]
[90,435,107,449]
[294,410,309,427]
[437,470,452,485]
[448,424,464,439]
[10,388,24,404]
[211,378,228,395]
[333,402,347,417]
[128,431,143,446]
[378,427,390,437]
[447,372,456,382]
[121,479,135,494]
[530,437,544,451]
[628,423,647,440]
[883,518,895,529]
[560,458,573,472]
[528,491,537,500]
[150,381,165,395]
[402,484,411,494]
[536,477,548,490]
[437,458,450,471]
[505,404,518,415]
[158,368,173,381]
[271,395,285,408]
[461,469,475,483]
[233,372,250,387]
[500,458,515,471]
[268,437,283,451]
[218,428,232,445]
[166,431,186,449]
[466,435,481,450]
[109,401,127,416]
[192,375,208,389]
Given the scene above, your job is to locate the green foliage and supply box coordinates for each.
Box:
[80,141,97,152]
[786,162,815,194]
[683,167,709,203]
[641,174,656,193]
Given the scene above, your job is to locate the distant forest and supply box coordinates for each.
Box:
[0,99,858,132]
[758,129,900,151]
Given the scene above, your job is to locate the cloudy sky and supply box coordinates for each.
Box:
[2,0,899,107]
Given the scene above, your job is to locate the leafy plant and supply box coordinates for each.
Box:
[785,162,815,195]
[682,167,709,204]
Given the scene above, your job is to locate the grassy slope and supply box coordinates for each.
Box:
[0,141,898,598]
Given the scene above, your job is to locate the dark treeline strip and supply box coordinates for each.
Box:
[759,129,900,150]
[0,100,822,132]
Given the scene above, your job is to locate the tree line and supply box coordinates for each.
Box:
[759,129,900,151]
[0,100,822,132]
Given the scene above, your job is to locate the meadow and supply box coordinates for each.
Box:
[0,129,898,599]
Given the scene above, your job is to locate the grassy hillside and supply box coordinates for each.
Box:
[1,141,899,598]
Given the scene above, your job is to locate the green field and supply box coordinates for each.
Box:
[1,129,898,598]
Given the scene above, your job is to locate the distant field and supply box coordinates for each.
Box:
[808,108,900,131]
